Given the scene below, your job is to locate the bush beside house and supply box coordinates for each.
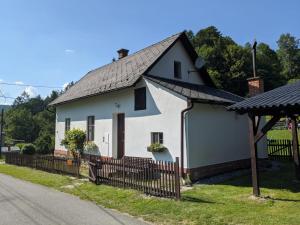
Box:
[61,129,86,158]
[21,144,36,155]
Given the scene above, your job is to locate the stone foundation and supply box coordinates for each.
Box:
[186,159,251,182]
[54,149,68,157]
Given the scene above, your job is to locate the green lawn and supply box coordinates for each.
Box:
[267,129,300,140]
[1,163,300,225]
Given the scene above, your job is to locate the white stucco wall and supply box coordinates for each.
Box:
[186,103,267,169]
[148,41,204,85]
[55,78,188,163]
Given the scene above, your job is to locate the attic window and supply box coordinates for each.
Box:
[134,87,146,110]
[174,61,182,79]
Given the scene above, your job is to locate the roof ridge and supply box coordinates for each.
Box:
[85,32,183,76]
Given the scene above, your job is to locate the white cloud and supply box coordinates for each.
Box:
[15,81,24,85]
[62,82,69,89]
[24,86,38,98]
[64,49,75,54]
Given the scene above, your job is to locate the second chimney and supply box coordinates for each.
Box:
[248,39,264,97]
[247,77,264,97]
[117,48,129,59]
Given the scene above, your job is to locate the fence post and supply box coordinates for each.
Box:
[288,140,293,161]
[175,157,180,200]
[76,158,80,178]
[122,157,125,188]
[35,155,37,169]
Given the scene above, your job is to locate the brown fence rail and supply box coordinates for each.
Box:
[267,139,299,160]
[89,156,180,199]
[5,152,80,176]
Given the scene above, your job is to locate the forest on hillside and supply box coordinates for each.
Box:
[3,26,300,151]
[187,26,300,96]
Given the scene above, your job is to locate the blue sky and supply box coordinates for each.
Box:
[0,0,299,104]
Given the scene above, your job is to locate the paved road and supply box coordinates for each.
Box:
[0,173,148,225]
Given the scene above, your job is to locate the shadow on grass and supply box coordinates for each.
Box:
[220,161,300,193]
[265,196,300,202]
[181,196,216,204]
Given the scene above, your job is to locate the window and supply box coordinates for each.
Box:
[174,61,182,79]
[65,118,71,133]
[87,116,95,141]
[134,87,146,110]
[151,132,163,144]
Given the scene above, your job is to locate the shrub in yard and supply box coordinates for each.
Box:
[16,143,27,151]
[35,133,54,155]
[84,141,100,155]
[61,129,86,158]
[147,143,167,153]
[21,144,36,155]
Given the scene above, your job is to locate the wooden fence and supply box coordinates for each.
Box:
[5,152,80,176]
[267,139,299,160]
[89,156,180,199]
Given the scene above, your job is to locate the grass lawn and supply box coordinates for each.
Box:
[267,129,300,140]
[1,163,300,225]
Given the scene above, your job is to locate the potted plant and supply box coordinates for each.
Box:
[147,143,167,153]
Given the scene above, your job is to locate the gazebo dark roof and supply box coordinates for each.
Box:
[228,81,300,114]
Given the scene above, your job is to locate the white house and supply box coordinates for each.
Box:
[50,32,267,181]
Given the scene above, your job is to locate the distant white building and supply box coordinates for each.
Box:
[50,32,267,180]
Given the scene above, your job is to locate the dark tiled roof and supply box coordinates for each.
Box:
[50,33,183,106]
[145,75,244,104]
[228,81,300,113]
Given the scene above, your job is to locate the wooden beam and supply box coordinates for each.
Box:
[254,116,261,135]
[254,115,280,143]
[291,116,300,180]
[248,114,260,196]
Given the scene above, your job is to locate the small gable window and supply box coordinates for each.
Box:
[87,116,95,141]
[134,87,146,111]
[151,132,163,144]
[65,118,71,133]
[174,61,182,79]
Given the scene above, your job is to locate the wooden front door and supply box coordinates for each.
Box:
[117,113,125,158]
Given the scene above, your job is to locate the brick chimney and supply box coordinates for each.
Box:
[117,48,129,59]
[247,77,264,97]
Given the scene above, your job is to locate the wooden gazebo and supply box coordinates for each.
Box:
[228,80,300,196]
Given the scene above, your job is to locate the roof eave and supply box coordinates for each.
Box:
[48,85,134,107]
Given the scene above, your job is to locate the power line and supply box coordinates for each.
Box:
[0,96,16,99]
[0,82,62,89]
[0,90,16,103]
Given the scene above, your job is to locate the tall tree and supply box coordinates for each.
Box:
[5,108,35,143]
[277,33,300,81]
[255,43,285,91]
[188,26,251,96]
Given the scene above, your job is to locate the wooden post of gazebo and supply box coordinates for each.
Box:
[291,116,300,180]
[248,114,260,196]
[228,80,300,197]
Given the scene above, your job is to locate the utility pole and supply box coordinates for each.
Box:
[0,108,4,158]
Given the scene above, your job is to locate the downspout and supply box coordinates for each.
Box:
[180,99,194,178]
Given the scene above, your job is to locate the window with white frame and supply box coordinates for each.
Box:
[65,118,71,133]
[151,132,163,144]
[87,116,95,141]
